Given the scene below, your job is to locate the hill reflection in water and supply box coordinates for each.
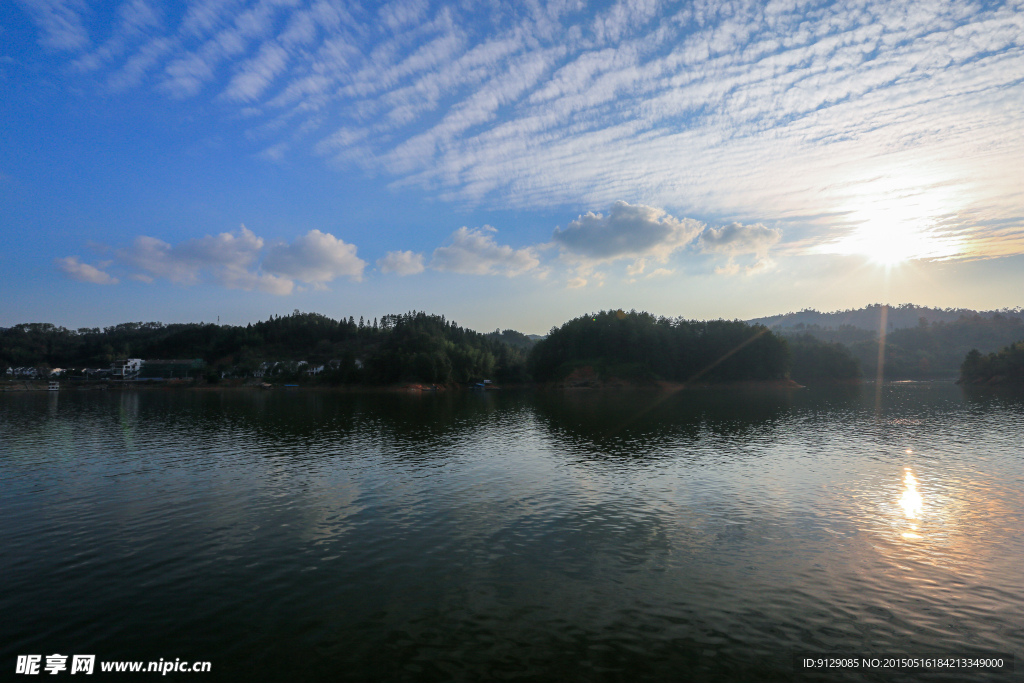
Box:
[1,384,1022,682]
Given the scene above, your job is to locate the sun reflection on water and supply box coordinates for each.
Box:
[899,468,924,538]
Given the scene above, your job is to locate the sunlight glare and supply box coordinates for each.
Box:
[818,167,969,264]
[899,468,924,519]
[827,220,962,266]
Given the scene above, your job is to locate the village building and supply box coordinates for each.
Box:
[111,359,144,379]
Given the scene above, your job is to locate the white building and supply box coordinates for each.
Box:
[111,359,143,379]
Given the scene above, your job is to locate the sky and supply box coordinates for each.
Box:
[1,0,1022,334]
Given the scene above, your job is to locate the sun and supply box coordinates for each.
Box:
[858,225,929,266]
[823,220,962,266]
[817,167,970,265]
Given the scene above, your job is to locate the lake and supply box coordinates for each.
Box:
[1,384,1021,681]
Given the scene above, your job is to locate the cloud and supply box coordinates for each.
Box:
[18,0,1024,261]
[378,0,428,32]
[115,225,297,294]
[699,222,783,275]
[430,226,539,276]
[17,0,90,51]
[223,42,290,103]
[219,268,294,295]
[377,250,425,276]
[626,258,646,276]
[119,225,264,285]
[257,141,289,162]
[263,229,366,284]
[699,223,782,257]
[567,276,588,289]
[552,201,704,263]
[55,256,118,284]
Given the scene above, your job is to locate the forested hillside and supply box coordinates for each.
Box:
[10,305,1017,385]
[528,310,790,383]
[959,342,1024,385]
[850,315,1024,378]
[771,313,1024,379]
[0,311,528,385]
[752,303,1024,331]
[785,334,861,382]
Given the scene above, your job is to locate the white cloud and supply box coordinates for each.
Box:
[699,222,782,257]
[119,235,198,284]
[567,276,588,289]
[219,268,295,295]
[116,225,296,294]
[263,229,366,284]
[114,226,366,291]
[699,222,783,276]
[17,0,90,51]
[55,256,118,284]
[626,258,646,276]
[430,226,539,276]
[379,0,428,32]
[257,141,289,162]
[552,201,704,263]
[119,225,264,284]
[377,250,425,275]
[223,42,290,102]
[20,0,1024,260]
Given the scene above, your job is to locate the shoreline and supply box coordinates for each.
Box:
[4,378,808,393]
[6,376,806,393]
[7,377,991,394]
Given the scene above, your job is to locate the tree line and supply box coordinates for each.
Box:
[529,310,789,382]
[753,303,1024,331]
[779,314,1024,379]
[960,342,1024,385]
[2,308,869,385]
[0,311,530,385]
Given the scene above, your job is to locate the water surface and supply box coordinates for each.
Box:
[1,384,1022,681]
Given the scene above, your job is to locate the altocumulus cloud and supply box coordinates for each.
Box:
[377,250,425,276]
[23,0,1023,260]
[55,256,118,285]
[430,227,538,276]
[22,0,1022,260]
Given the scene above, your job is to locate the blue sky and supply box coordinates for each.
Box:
[2,0,1022,333]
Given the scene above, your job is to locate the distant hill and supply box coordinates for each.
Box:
[749,304,1024,332]
[747,304,1024,379]
[484,329,537,350]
